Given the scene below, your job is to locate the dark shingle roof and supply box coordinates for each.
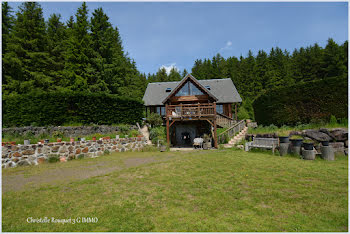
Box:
[143,78,242,106]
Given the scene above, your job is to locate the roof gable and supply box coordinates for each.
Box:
[162,74,218,104]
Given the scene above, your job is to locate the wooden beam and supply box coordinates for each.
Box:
[235,103,237,121]
[213,104,218,148]
[169,119,176,127]
[166,103,170,145]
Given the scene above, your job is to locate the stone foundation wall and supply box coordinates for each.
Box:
[2,125,138,138]
[2,137,147,168]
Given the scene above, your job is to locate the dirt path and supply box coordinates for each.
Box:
[2,154,177,193]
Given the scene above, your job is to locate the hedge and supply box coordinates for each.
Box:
[2,91,144,127]
[253,77,348,126]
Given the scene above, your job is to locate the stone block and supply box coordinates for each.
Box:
[82,147,89,153]
[52,146,60,152]
[22,150,35,155]
[76,148,81,154]
[13,152,22,157]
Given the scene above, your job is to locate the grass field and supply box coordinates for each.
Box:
[2,149,348,232]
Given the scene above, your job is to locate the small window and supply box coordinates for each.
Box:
[166,88,171,92]
[216,104,223,114]
[205,85,210,90]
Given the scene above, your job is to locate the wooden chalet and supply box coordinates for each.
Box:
[142,74,242,148]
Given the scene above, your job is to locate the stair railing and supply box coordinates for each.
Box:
[216,112,236,128]
[217,119,246,144]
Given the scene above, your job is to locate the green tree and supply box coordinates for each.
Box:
[168,67,182,81]
[4,2,52,94]
[322,38,347,78]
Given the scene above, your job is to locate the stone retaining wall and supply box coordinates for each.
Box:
[2,137,147,168]
[2,125,138,138]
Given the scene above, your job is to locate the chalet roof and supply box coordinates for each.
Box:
[143,77,242,106]
[162,74,218,104]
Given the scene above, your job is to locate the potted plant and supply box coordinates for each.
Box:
[303,139,314,150]
[321,140,329,146]
[92,136,97,141]
[44,139,50,144]
[278,131,290,143]
[203,134,212,150]
[57,138,62,142]
[290,135,303,146]
[24,139,30,145]
[70,137,74,143]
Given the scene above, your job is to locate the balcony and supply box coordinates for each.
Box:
[166,103,216,119]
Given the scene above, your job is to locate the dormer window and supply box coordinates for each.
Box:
[205,85,210,90]
[166,88,171,92]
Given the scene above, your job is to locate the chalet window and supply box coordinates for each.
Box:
[157,106,165,116]
[216,104,223,114]
[175,81,204,96]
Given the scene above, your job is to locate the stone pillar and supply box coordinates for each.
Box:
[302,149,315,160]
[279,143,289,156]
[321,146,334,161]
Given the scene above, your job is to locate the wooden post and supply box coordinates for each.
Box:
[213,102,218,148]
[235,103,237,121]
[166,103,170,146]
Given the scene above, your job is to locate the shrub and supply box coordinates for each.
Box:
[2,91,144,127]
[77,154,85,160]
[149,126,166,144]
[48,154,60,163]
[253,77,348,126]
[103,150,110,155]
[146,113,163,127]
[117,124,131,134]
[329,115,337,125]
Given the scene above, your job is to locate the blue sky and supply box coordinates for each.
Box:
[8,2,348,75]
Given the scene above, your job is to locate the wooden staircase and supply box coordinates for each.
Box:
[223,126,248,148]
[216,113,236,128]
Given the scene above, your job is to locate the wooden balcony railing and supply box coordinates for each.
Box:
[166,103,215,118]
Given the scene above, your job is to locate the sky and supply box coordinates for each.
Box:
[8,1,349,75]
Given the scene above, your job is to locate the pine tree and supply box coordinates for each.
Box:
[64,2,95,91]
[2,2,14,94]
[155,67,168,82]
[5,2,52,94]
[322,38,347,78]
[47,14,67,89]
[181,69,188,78]
[168,67,181,81]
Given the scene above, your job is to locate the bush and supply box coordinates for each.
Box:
[48,154,60,163]
[149,126,166,144]
[146,113,163,127]
[2,91,144,127]
[253,77,348,126]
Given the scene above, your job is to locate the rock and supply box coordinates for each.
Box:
[345,148,348,156]
[68,146,74,153]
[329,142,345,155]
[37,157,46,164]
[82,147,89,153]
[319,128,330,136]
[289,131,302,136]
[345,140,348,148]
[59,146,67,153]
[17,160,30,166]
[13,152,22,157]
[236,145,244,150]
[329,128,348,141]
[22,150,35,155]
[303,129,332,142]
[75,148,81,154]
[11,145,19,151]
[60,156,67,162]
[51,146,60,152]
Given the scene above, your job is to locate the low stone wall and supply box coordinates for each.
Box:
[2,125,138,138]
[2,137,147,168]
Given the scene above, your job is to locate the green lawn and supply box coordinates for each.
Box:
[2,149,348,232]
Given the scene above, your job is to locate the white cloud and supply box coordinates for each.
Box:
[219,40,233,52]
[160,63,179,75]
